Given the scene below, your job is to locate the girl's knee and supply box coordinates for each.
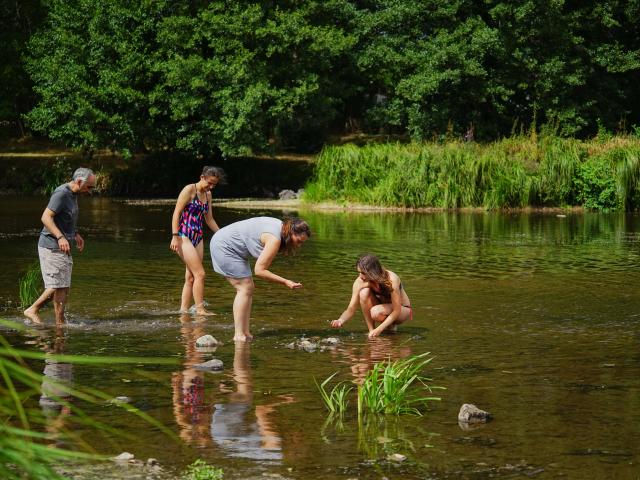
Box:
[358,287,372,303]
[370,305,387,322]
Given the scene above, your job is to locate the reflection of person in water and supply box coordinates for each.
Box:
[38,326,74,444]
[171,314,215,447]
[332,336,412,384]
[211,342,292,461]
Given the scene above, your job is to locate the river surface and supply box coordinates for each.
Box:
[1,196,639,479]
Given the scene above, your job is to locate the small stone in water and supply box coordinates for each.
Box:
[146,458,159,466]
[193,359,224,371]
[195,334,220,347]
[388,453,407,462]
[114,452,135,462]
[109,396,131,404]
[458,403,493,423]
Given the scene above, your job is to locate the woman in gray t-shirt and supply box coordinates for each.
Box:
[210,217,311,341]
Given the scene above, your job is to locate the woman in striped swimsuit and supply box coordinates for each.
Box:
[331,254,412,339]
[170,166,225,315]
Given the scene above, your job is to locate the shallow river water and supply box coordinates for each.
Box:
[1,197,639,479]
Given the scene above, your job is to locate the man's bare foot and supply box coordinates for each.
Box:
[195,309,216,316]
[23,307,43,325]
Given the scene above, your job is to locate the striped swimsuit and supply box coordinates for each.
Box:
[178,186,209,247]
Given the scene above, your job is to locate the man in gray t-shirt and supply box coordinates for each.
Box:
[24,167,96,325]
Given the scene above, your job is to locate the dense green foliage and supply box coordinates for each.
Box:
[0,0,637,155]
[0,0,44,138]
[304,135,640,210]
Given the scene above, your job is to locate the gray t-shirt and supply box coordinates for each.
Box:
[210,217,283,278]
[38,184,78,250]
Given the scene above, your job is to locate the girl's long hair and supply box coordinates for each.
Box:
[280,218,311,255]
[357,254,392,297]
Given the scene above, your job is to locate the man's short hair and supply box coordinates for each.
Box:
[72,167,95,183]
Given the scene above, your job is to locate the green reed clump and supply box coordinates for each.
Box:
[183,459,224,480]
[19,262,41,308]
[357,353,443,416]
[304,135,640,210]
[315,372,353,414]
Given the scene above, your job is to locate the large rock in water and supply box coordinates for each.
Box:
[193,359,224,371]
[458,404,493,423]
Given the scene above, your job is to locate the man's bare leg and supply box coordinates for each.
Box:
[53,288,68,326]
[24,288,55,324]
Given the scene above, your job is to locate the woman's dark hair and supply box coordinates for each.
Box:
[201,166,226,183]
[357,254,392,296]
[280,217,311,255]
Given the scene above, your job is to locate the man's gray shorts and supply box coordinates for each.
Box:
[38,246,73,289]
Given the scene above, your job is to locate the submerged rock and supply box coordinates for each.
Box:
[195,335,221,347]
[458,404,493,424]
[193,359,224,371]
[108,396,132,405]
[287,336,342,352]
[299,340,318,352]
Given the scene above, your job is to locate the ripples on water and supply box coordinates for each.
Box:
[1,198,639,479]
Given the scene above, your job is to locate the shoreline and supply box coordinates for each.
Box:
[122,197,586,214]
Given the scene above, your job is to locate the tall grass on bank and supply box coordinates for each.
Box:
[19,262,41,308]
[304,135,640,210]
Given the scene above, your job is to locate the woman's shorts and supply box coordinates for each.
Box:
[38,246,73,289]
[210,241,252,278]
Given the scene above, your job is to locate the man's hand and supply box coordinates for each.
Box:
[58,237,71,255]
[75,234,85,252]
[330,319,344,328]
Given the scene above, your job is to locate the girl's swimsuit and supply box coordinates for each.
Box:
[178,185,209,247]
[371,282,413,320]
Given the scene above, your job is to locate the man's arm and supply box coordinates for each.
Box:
[41,208,70,254]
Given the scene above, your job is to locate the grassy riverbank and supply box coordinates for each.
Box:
[304,135,640,211]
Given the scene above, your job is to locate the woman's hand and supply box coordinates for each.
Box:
[170,236,181,254]
[368,328,381,339]
[284,279,303,289]
[330,319,344,328]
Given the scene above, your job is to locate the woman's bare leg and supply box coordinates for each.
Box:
[226,277,254,341]
[370,304,412,333]
[180,267,194,313]
[358,287,378,332]
[177,238,213,315]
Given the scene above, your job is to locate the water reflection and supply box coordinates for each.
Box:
[332,336,413,384]
[172,314,214,447]
[211,342,292,461]
[31,326,74,446]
